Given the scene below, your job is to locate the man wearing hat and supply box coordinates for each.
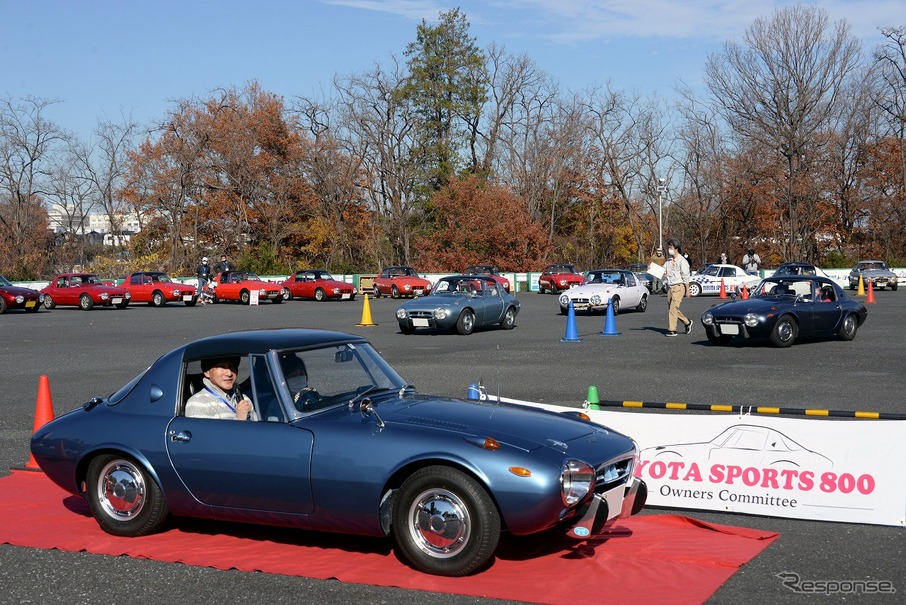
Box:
[195,256,212,298]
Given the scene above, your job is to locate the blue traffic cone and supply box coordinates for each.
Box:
[467,383,480,400]
[598,298,621,336]
[561,300,581,342]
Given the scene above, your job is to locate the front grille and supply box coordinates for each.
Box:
[595,457,633,493]
[409,310,434,319]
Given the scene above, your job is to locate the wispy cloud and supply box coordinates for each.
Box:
[320,0,449,22]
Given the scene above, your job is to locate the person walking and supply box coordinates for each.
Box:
[664,238,692,337]
[742,248,761,275]
[195,256,212,299]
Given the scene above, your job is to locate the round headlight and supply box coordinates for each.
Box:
[332,287,340,294]
[559,294,569,306]
[433,307,449,320]
[396,308,408,319]
[561,460,595,506]
[559,279,567,286]
[100,292,109,300]
[172,289,181,297]
[744,313,758,327]
[125,292,132,299]
[15,295,24,304]
[258,288,267,295]
[590,294,602,306]
[702,312,713,326]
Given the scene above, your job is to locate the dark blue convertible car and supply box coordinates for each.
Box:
[701,276,867,347]
[30,329,646,576]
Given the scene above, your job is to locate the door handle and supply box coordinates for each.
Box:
[170,430,192,442]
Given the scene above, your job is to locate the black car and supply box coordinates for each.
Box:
[772,262,822,277]
[700,276,867,347]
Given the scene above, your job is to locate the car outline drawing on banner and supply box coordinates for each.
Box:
[640,424,834,469]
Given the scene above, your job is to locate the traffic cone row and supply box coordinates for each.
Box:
[20,375,55,471]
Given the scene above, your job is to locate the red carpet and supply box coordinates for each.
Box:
[0,471,777,604]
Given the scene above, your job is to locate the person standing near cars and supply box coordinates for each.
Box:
[664,238,692,337]
[195,256,212,297]
[216,253,236,274]
[742,248,761,275]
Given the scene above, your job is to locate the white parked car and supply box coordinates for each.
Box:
[689,264,761,297]
[558,269,648,315]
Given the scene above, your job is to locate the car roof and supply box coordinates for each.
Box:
[765,275,832,283]
[777,262,815,267]
[181,328,368,360]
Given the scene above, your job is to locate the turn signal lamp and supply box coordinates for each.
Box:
[509,466,532,477]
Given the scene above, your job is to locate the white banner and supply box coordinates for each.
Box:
[502,398,906,527]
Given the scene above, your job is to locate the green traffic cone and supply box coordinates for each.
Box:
[586,385,600,410]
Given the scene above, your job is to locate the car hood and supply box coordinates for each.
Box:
[1,285,40,296]
[859,268,897,277]
[706,296,790,314]
[566,284,620,297]
[381,396,634,459]
[400,293,474,309]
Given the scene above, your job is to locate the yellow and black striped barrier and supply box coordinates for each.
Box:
[586,399,906,420]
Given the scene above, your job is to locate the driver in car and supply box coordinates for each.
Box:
[281,353,318,411]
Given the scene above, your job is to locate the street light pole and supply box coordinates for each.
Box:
[656,178,667,253]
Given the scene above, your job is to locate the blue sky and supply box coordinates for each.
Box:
[2,1,902,141]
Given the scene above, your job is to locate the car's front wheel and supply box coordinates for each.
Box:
[456,310,475,335]
[610,296,621,315]
[79,294,94,311]
[240,290,250,304]
[837,314,859,341]
[372,286,381,299]
[706,331,732,345]
[769,315,798,347]
[314,288,326,302]
[151,291,165,307]
[391,285,400,299]
[282,288,292,301]
[392,465,500,576]
[86,454,169,537]
[500,306,516,329]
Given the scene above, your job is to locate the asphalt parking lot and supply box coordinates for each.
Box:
[1,289,903,604]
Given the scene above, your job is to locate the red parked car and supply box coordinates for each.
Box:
[0,275,44,313]
[120,271,198,307]
[211,271,283,304]
[463,265,511,293]
[41,273,131,310]
[280,269,357,301]
[538,263,583,294]
[373,266,432,298]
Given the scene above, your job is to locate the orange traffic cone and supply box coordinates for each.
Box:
[740,283,749,300]
[857,274,865,296]
[22,375,55,471]
[719,278,727,299]
[356,293,377,326]
[865,279,876,304]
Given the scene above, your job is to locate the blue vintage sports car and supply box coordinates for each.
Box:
[395,275,520,335]
[30,329,646,576]
[701,276,867,347]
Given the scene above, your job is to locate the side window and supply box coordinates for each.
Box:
[130,275,142,285]
[626,273,637,286]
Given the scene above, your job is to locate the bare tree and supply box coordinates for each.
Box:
[704,5,862,259]
[0,96,67,277]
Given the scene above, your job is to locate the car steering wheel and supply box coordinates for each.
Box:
[293,387,320,412]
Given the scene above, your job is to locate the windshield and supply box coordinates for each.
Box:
[431,276,489,295]
[465,266,494,275]
[583,271,624,285]
[0,275,11,286]
[314,270,334,280]
[548,265,577,274]
[154,274,173,283]
[860,262,887,270]
[280,342,408,418]
[755,279,812,298]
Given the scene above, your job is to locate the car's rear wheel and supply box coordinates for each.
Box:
[392,465,500,577]
[501,306,516,329]
[0,298,6,314]
[769,315,798,347]
[86,454,169,537]
[456,310,475,335]
[79,294,94,311]
[43,295,55,309]
[240,290,250,304]
[688,282,702,297]
[636,294,648,312]
[837,314,859,341]
[314,288,326,302]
